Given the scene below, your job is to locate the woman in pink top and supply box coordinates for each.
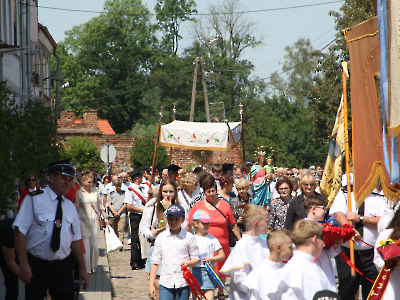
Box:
[186,174,241,300]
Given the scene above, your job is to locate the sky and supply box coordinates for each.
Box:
[38,0,343,81]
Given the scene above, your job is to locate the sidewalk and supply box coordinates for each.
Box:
[0,229,112,300]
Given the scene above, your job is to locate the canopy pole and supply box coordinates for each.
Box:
[150,108,163,186]
[168,104,176,165]
[342,61,355,277]
[200,57,210,122]
[239,103,246,169]
[190,57,199,122]
[225,120,246,168]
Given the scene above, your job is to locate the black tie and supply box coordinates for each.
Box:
[50,196,63,252]
[355,201,365,237]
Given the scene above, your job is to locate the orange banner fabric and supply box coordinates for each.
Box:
[345,17,400,206]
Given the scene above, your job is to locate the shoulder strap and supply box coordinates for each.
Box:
[128,187,146,206]
[208,201,229,224]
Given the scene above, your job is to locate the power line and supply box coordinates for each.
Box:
[35,1,343,16]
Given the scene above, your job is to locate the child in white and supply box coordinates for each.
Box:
[192,210,225,300]
[220,205,270,300]
[243,228,293,300]
[304,195,342,292]
[148,204,200,300]
[268,220,330,300]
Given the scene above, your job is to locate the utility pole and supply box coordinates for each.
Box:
[190,57,210,122]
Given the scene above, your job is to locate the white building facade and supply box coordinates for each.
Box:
[0,0,56,108]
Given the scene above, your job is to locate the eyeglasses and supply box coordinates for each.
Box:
[286,173,292,176]
[27,179,37,182]
[308,233,324,240]
[302,183,315,187]
[312,206,326,210]
[279,187,290,191]
[237,187,247,191]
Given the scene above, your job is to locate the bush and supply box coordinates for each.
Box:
[130,135,168,172]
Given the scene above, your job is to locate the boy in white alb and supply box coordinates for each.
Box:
[220,205,270,300]
[192,210,225,300]
[242,228,293,300]
[304,195,342,292]
[268,219,330,300]
[148,204,199,300]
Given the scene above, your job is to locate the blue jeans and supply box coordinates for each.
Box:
[159,285,190,300]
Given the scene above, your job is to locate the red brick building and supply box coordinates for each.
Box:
[57,109,241,173]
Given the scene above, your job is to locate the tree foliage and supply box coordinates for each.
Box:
[130,135,168,171]
[269,38,318,106]
[155,0,197,54]
[0,81,59,213]
[59,136,103,172]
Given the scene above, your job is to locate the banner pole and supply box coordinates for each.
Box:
[150,108,163,187]
[225,120,246,168]
[239,103,246,171]
[168,104,176,165]
[342,61,355,277]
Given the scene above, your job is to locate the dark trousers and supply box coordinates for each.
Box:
[26,254,75,300]
[335,246,378,300]
[130,213,144,266]
[0,253,19,300]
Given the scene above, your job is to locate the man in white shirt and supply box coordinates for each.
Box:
[120,171,130,191]
[13,159,89,300]
[124,169,147,270]
[329,176,387,300]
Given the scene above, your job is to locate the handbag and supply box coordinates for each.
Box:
[105,225,123,253]
[208,202,238,247]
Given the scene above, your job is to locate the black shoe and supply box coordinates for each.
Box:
[131,263,139,270]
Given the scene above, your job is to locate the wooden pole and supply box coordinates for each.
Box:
[342,61,355,277]
[225,120,246,167]
[190,58,199,122]
[239,103,246,169]
[150,109,163,187]
[168,104,176,165]
[200,57,210,122]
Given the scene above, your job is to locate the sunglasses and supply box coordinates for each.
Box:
[27,179,37,182]
[279,187,290,191]
[302,183,315,187]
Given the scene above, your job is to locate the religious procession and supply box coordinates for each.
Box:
[3,0,400,300]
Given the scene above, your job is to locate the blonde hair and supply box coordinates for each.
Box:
[82,171,94,182]
[242,205,268,230]
[267,228,291,252]
[299,175,316,193]
[290,219,322,247]
[181,174,197,190]
[235,178,249,190]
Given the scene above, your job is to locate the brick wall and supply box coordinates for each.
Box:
[57,109,242,174]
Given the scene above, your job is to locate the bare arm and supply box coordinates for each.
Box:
[183,257,200,268]
[126,204,143,213]
[204,248,225,263]
[334,211,351,227]
[74,190,80,208]
[346,212,380,230]
[148,264,158,299]
[14,228,31,284]
[2,246,19,276]
[230,223,242,240]
[70,240,89,290]
[117,204,127,216]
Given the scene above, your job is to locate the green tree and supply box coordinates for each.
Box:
[130,135,168,171]
[59,136,103,172]
[0,81,59,214]
[307,0,375,144]
[155,0,197,54]
[269,38,318,106]
[61,0,158,133]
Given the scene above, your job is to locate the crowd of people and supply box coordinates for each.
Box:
[1,155,400,300]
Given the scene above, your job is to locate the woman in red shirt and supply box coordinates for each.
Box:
[17,173,40,211]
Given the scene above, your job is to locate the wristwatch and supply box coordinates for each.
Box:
[359,216,364,223]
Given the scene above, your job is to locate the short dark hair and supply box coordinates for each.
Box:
[304,195,325,213]
[315,162,323,169]
[202,174,217,191]
[219,173,235,188]
[276,177,293,193]
[234,164,247,173]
